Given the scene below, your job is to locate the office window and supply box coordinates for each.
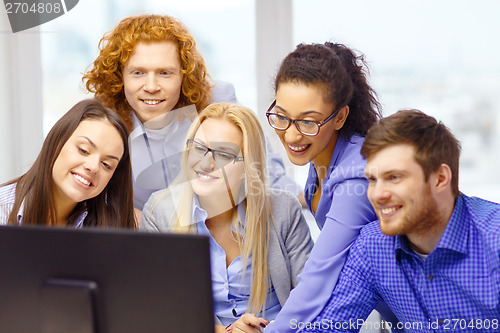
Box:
[37,0,500,203]
[292,0,500,202]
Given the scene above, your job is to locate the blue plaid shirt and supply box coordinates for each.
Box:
[300,194,500,333]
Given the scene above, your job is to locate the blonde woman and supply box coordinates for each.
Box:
[141,103,313,332]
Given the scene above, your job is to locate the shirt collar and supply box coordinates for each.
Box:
[394,194,467,260]
[310,134,363,184]
[189,195,246,230]
[17,200,25,224]
[131,111,142,131]
[434,194,467,254]
[74,210,88,228]
[329,133,350,169]
[305,134,350,200]
[191,195,208,226]
[394,234,415,261]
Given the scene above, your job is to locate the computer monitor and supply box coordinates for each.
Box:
[0,225,214,333]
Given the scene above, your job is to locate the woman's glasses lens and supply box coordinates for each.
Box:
[186,140,243,166]
[266,112,319,136]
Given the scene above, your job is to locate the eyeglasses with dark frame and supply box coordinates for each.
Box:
[266,100,343,136]
[186,139,244,166]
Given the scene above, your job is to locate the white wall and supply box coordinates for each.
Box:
[0,9,43,183]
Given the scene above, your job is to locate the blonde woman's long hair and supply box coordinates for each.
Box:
[168,103,272,315]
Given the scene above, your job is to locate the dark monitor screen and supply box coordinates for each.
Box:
[0,225,214,333]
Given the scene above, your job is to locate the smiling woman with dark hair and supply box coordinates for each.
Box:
[261,42,401,333]
[0,99,135,228]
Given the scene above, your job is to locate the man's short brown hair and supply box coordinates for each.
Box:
[361,109,461,196]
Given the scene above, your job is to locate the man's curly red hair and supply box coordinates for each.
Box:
[83,14,212,129]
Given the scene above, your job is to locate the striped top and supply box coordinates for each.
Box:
[0,183,86,227]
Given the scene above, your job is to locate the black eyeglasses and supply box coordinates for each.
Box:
[186,139,244,166]
[266,100,342,136]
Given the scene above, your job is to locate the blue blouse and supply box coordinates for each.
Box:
[191,197,281,326]
[265,134,377,332]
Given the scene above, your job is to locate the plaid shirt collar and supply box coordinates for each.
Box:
[395,194,468,261]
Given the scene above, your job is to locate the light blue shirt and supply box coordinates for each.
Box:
[266,134,379,332]
[0,183,87,227]
[129,106,195,209]
[191,197,281,326]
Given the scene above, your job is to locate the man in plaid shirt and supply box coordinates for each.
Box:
[299,109,499,333]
